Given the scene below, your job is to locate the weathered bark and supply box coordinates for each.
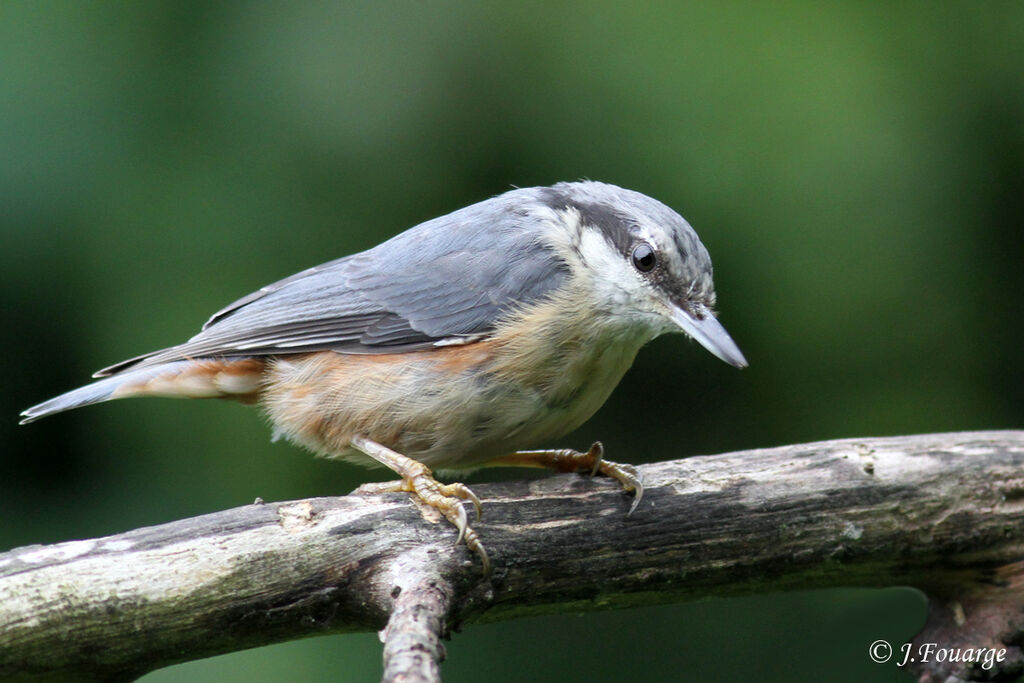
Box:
[1,431,1022,682]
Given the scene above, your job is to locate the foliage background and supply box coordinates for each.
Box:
[2,2,1021,681]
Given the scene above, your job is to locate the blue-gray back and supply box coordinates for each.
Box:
[97,188,568,376]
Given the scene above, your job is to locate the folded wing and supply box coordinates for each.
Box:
[96,189,568,377]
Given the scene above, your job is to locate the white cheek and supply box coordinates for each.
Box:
[576,229,664,326]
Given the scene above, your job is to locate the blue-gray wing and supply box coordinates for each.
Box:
[95,189,567,377]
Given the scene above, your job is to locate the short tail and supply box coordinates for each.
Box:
[20,358,265,424]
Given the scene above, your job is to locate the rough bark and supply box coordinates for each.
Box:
[1,431,1022,682]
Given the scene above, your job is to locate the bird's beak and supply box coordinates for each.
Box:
[668,302,748,368]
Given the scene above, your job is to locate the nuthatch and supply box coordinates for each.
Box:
[22,181,747,574]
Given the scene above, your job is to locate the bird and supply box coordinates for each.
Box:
[21,181,747,575]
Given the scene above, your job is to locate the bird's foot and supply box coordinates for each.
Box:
[492,441,644,514]
[350,435,489,575]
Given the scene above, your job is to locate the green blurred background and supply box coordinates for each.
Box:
[3,2,1022,681]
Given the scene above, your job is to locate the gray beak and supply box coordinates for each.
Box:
[668,302,748,368]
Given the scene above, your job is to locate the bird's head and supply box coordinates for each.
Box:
[540,181,747,368]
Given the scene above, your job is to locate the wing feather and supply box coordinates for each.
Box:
[96,189,568,377]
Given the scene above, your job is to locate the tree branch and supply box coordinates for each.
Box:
[2,431,1023,682]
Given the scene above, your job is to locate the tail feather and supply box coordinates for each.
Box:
[20,358,264,424]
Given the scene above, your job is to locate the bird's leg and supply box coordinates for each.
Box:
[349,434,489,575]
[489,441,644,514]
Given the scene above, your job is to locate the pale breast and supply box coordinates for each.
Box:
[260,291,653,469]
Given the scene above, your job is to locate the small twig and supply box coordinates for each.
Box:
[379,552,452,683]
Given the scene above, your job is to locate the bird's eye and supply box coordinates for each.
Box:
[631,243,657,272]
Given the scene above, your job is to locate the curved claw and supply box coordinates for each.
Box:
[441,482,483,521]
[463,526,491,577]
[450,501,469,545]
[627,478,645,516]
[593,459,644,516]
[587,441,604,477]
